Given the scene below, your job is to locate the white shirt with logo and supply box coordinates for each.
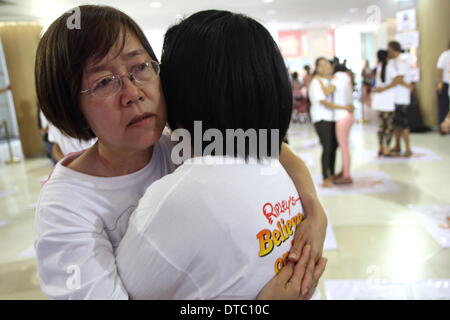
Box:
[116,156,304,299]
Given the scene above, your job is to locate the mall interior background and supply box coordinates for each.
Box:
[0,0,449,299]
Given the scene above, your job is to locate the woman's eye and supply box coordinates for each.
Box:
[133,62,148,73]
[95,76,114,89]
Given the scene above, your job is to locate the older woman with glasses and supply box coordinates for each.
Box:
[34,5,327,300]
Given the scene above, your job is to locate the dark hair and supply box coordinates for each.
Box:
[161,10,292,159]
[313,57,328,76]
[377,49,388,83]
[292,72,299,80]
[334,62,348,74]
[35,5,158,141]
[388,41,402,53]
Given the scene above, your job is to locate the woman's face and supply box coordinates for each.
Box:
[317,59,332,77]
[79,32,167,152]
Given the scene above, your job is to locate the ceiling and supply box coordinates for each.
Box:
[0,0,416,31]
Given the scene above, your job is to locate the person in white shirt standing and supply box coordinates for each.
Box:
[436,40,450,135]
[330,63,355,184]
[372,50,397,156]
[387,41,414,157]
[309,58,354,188]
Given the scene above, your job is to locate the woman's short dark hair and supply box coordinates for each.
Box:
[161,10,292,159]
[35,5,158,140]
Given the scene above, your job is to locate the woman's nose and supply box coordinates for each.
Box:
[120,76,143,106]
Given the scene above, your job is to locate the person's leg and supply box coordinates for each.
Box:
[391,105,402,155]
[438,83,449,133]
[385,111,395,150]
[398,105,412,157]
[336,113,354,179]
[378,112,387,155]
[402,129,412,156]
[314,121,330,184]
[329,121,338,177]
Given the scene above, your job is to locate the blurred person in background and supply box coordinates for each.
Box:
[372,50,397,157]
[309,57,353,188]
[386,41,414,157]
[331,62,355,185]
[361,59,373,110]
[436,40,450,135]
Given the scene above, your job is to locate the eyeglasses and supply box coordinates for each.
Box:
[80,61,160,98]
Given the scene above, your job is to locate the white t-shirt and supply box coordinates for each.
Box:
[309,77,334,122]
[331,72,353,121]
[437,49,450,84]
[372,60,397,112]
[48,123,96,155]
[116,156,304,300]
[392,53,412,105]
[34,134,176,300]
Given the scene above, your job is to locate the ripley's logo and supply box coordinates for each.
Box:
[262,196,301,224]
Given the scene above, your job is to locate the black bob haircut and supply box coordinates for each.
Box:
[35,5,158,141]
[161,10,292,159]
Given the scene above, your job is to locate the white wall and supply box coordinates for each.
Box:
[144,29,166,61]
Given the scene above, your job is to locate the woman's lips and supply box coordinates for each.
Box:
[127,113,154,128]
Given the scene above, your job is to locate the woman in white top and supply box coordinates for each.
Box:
[116,10,327,299]
[34,5,327,299]
[308,58,354,188]
[330,64,355,184]
[372,50,397,156]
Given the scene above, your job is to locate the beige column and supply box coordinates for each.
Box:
[0,22,43,158]
[417,0,450,127]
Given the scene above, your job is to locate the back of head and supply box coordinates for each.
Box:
[377,49,388,62]
[161,10,291,158]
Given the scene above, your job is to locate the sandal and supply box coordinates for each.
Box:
[333,177,353,185]
[403,150,413,157]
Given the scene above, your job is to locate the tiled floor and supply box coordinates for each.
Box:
[0,119,449,299]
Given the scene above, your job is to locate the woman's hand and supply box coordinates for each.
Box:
[257,245,327,300]
[346,104,355,112]
[288,211,327,296]
[374,87,384,93]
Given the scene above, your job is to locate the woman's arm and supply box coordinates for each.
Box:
[321,100,354,112]
[317,78,335,96]
[278,143,328,296]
